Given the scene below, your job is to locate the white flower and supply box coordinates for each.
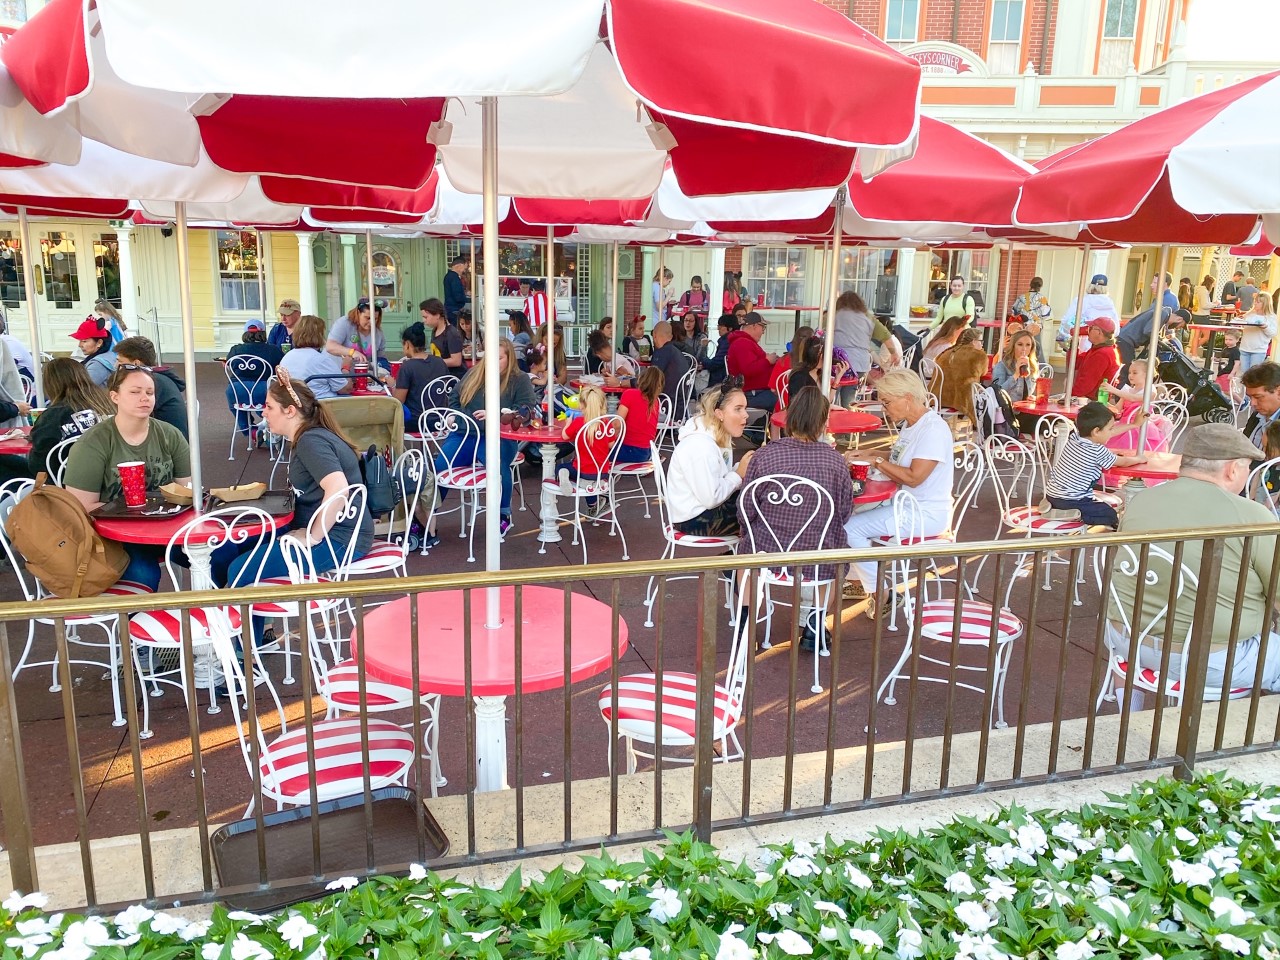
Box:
[1157,918,1180,933]
[647,884,683,923]
[620,948,652,960]
[754,871,773,884]
[1094,896,1130,919]
[945,871,977,895]
[793,840,816,857]
[1086,875,1112,898]
[1051,848,1078,869]
[148,913,186,936]
[1205,845,1241,875]
[1209,896,1253,927]
[983,877,1016,903]
[226,910,266,925]
[1100,844,1135,863]
[325,876,359,891]
[1055,939,1096,960]
[48,944,94,960]
[715,933,751,960]
[782,855,819,878]
[203,934,272,960]
[896,928,924,960]
[850,929,884,950]
[6,933,52,958]
[1174,826,1198,846]
[60,919,111,951]
[1169,859,1215,888]
[757,848,782,866]
[278,915,319,951]
[15,918,55,938]
[1216,933,1250,956]
[3,893,49,914]
[952,931,1009,960]
[113,904,154,933]
[818,926,837,942]
[598,877,626,893]
[1052,822,1082,842]
[766,901,794,920]
[1015,824,1048,855]
[954,901,995,932]
[758,930,813,956]
[843,863,873,890]
[1200,799,1219,814]
[181,920,213,941]
[984,844,1016,870]
[463,929,499,942]
[1240,798,1280,823]
[408,863,428,882]
[813,900,846,919]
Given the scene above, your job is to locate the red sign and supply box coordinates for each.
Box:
[910,51,974,75]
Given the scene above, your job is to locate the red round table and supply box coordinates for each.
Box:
[1012,399,1081,420]
[1108,451,1181,484]
[853,479,897,507]
[500,421,567,548]
[356,585,628,791]
[771,408,881,435]
[570,379,627,394]
[0,425,32,455]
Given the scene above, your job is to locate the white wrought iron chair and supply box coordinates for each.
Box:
[45,436,79,486]
[1149,398,1189,450]
[737,474,838,693]
[224,354,273,459]
[875,488,1024,729]
[344,448,428,580]
[544,413,628,563]
[1248,456,1280,516]
[1094,543,1254,712]
[656,367,698,453]
[420,408,486,563]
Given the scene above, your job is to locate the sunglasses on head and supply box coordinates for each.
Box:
[118,363,152,373]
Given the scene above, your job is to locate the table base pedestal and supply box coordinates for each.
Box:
[473,695,508,791]
[536,441,563,548]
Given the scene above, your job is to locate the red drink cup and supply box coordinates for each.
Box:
[848,459,870,482]
[1035,378,1051,403]
[117,461,147,507]
[756,291,765,307]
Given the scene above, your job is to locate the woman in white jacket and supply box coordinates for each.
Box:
[665,377,753,537]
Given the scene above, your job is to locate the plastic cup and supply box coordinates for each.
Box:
[756,292,765,307]
[848,459,871,482]
[117,461,147,507]
[1035,378,1051,403]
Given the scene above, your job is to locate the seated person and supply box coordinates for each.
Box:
[702,314,738,390]
[725,312,779,412]
[327,299,388,373]
[224,319,285,438]
[26,358,110,480]
[990,330,1039,402]
[115,336,187,438]
[665,378,753,537]
[63,365,191,591]
[615,367,664,464]
[649,321,692,412]
[1099,361,1169,453]
[69,317,118,388]
[622,315,653,361]
[1043,401,1147,528]
[929,328,987,423]
[590,333,637,388]
[558,385,616,512]
[506,310,534,369]
[1069,318,1121,400]
[281,315,350,400]
[394,321,451,429]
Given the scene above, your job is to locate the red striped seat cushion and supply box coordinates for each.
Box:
[343,540,406,574]
[872,532,953,546]
[323,660,418,709]
[1113,660,1250,697]
[129,605,242,645]
[917,600,1023,644]
[511,451,526,466]
[261,717,416,803]
[437,466,487,488]
[599,672,741,744]
[58,580,153,625]
[1094,491,1124,508]
[1003,506,1087,533]
[611,462,654,476]
[667,528,739,548]
[249,576,342,616]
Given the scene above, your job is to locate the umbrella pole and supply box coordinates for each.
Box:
[1063,244,1092,399]
[611,241,620,350]
[481,96,503,625]
[364,230,377,367]
[255,228,266,333]
[996,243,1013,359]
[1136,244,1170,453]
[658,246,665,323]
[545,226,556,426]
[821,189,846,390]
[15,207,44,406]
[174,203,203,513]
[468,237,477,362]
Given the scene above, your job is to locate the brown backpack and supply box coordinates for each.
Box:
[5,476,128,599]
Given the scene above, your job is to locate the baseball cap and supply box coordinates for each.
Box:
[1172,308,1192,325]
[1090,273,1108,285]
[244,319,266,332]
[1083,316,1116,335]
[69,318,110,341]
[277,298,301,315]
[1182,423,1264,462]
[742,311,767,327]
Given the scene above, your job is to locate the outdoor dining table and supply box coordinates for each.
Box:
[0,425,32,455]
[976,319,1004,353]
[1188,322,1248,372]
[853,478,897,509]
[570,379,627,413]
[355,585,627,792]
[1109,451,1181,484]
[499,420,566,546]
[772,408,881,435]
[1012,399,1081,419]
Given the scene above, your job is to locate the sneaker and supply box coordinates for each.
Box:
[842,580,867,602]
[558,467,573,495]
[500,516,513,538]
[255,626,279,653]
[1044,507,1083,521]
[421,533,441,551]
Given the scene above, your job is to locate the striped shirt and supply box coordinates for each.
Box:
[523,292,555,329]
[1045,431,1117,500]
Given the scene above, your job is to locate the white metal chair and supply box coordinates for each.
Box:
[1248,456,1280,516]
[1153,381,1188,405]
[420,408,486,563]
[642,447,739,628]
[406,376,458,445]
[0,478,152,729]
[737,474,838,693]
[875,488,1024,729]
[1150,398,1189,450]
[1095,544,1254,712]
[45,436,79,486]
[224,354,273,460]
[1036,362,1054,381]
[544,414,628,563]
[772,367,791,411]
[656,368,697,452]
[1032,413,1073,486]
[345,448,428,580]
[18,372,34,404]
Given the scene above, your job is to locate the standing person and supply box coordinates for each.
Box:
[1216,329,1242,392]
[93,299,128,346]
[1177,277,1194,311]
[1116,275,1181,363]
[677,276,711,323]
[929,275,977,331]
[1221,270,1243,307]
[652,267,675,321]
[523,279,555,330]
[649,320,692,410]
[393,321,450,430]
[326,300,387,374]
[1192,275,1215,322]
[615,366,663,464]
[63,365,192,590]
[1238,292,1277,373]
[271,299,301,349]
[68,317,118,387]
[443,254,469,324]
[1069,318,1122,400]
[722,270,741,314]
[725,311,780,411]
[0,313,34,380]
[225,319,284,438]
[665,380,753,537]
[1058,274,1121,348]
[281,315,350,399]
[832,290,891,380]
[421,298,464,372]
[27,358,111,479]
[1235,272,1259,312]
[114,336,188,438]
[1011,276,1048,358]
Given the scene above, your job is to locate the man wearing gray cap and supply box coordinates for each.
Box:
[1109,423,1280,694]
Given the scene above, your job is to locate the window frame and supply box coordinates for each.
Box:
[743,245,809,311]
[41,231,81,309]
[214,229,264,315]
[884,0,920,44]
[1102,0,1138,40]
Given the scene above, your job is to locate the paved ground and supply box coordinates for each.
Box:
[1,363,1110,846]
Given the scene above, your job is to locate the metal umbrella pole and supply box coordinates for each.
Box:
[174,202,202,513]
[468,237,477,363]
[611,240,620,350]
[364,229,377,368]
[1062,244,1093,398]
[254,229,267,333]
[544,225,556,426]
[821,189,846,389]
[1136,244,1171,454]
[14,207,44,406]
[481,96,503,627]
[996,242,1014,360]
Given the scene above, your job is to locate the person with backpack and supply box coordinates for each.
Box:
[928,275,978,331]
[62,365,192,591]
[677,276,711,322]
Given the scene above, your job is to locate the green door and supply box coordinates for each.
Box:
[356,238,446,348]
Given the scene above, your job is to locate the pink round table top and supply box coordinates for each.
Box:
[348,385,392,398]
[853,479,897,506]
[976,320,1004,328]
[1109,451,1181,482]
[356,585,628,697]
[93,506,293,546]
[1012,399,1080,419]
[0,425,32,456]
[570,379,627,394]
[836,373,859,387]
[771,408,881,434]
[499,422,564,443]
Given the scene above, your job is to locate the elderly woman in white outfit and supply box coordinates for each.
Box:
[844,370,954,618]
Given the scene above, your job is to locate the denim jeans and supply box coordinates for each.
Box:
[1047,494,1118,528]
[436,430,516,516]
[224,382,267,436]
[1240,350,1268,374]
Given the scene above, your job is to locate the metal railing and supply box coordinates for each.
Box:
[0,523,1278,911]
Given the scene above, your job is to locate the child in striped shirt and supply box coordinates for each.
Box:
[1043,401,1148,528]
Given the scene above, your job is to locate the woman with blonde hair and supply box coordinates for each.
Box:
[1239,290,1277,373]
[665,377,753,537]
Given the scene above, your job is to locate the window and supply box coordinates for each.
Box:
[449,239,578,305]
[361,247,401,312]
[1103,0,1138,38]
[216,230,261,312]
[93,233,121,309]
[0,233,25,309]
[837,249,897,312]
[744,247,807,310]
[988,0,1024,74]
[884,0,919,46]
[928,250,992,313]
[0,1,27,23]
[41,232,79,308]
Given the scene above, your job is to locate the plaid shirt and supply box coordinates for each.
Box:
[738,438,854,582]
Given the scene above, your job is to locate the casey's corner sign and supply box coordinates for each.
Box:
[904,42,989,78]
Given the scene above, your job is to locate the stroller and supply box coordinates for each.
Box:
[1155,341,1234,423]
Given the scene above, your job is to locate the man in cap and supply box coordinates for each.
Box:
[725,311,780,411]
[1109,422,1280,694]
[1068,317,1122,400]
[69,317,118,387]
[443,254,469,324]
[270,298,301,349]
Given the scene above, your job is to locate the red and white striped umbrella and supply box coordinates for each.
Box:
[1012,71,1276,244]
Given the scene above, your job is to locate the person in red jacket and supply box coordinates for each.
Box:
[726,312,780,411]
[1070,318,1122,400]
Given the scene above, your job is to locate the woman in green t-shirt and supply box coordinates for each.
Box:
[64,365,191,590]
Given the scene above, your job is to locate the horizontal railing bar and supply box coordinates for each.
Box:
[0,523,1275,622]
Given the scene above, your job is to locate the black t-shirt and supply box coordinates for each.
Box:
[788,368,819,399]
[650,343,691,403]
[1216,345,1241,377]
[290,428,374,554]
[432,324,464,364]
[396,355,451,423]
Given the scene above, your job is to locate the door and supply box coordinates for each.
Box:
[645,247,713,317]
[358,239,415,346]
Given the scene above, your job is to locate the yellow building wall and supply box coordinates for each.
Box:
[270,234,300,309]
[186,230,217,350]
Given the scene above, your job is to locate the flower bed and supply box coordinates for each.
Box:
[4,773,1280,959]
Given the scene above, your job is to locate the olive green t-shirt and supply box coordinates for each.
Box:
[63,418,192,504]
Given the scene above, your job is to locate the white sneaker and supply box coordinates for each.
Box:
[558,467,573,495]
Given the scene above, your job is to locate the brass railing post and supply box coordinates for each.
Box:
[0,623,37,893]
[1174,535,1226,780]
[691,572,717,842]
